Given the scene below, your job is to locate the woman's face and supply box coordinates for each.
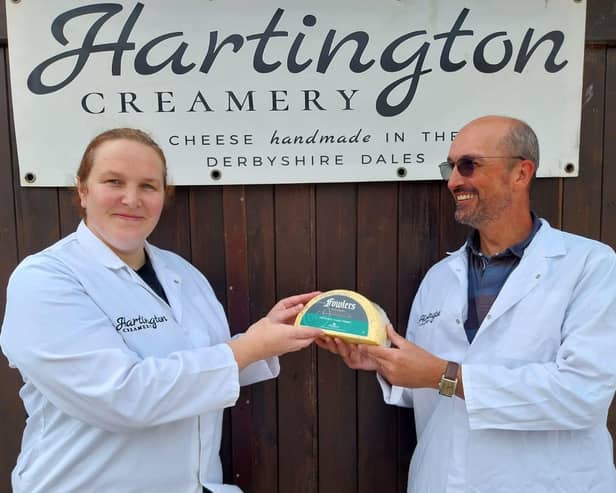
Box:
[77,138,166,264]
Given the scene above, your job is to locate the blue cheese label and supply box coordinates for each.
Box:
[300,295,369,336]
[295,289,389,346]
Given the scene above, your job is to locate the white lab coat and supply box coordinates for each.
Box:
[381,219,616,492]
[0,221,279,493]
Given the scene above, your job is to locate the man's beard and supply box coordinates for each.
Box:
[453,191,512,229]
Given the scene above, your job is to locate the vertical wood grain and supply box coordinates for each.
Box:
[357,183,398,492]
[564,47,605,239]
[530,178,562,228]
[149,187,191,261]
[275,184,318,493]
[190,186,227,304]
[602,48,616,250]
[397,181,441,490]
[222,186,254,490]
[245,185,279,493]
[315,183,358,493]
[0,45,20,493]
[189,185,230,476]
[602,47,616,466]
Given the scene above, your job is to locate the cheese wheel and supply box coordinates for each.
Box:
[295,289,389,346]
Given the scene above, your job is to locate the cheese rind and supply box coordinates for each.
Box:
[295,289,389,346]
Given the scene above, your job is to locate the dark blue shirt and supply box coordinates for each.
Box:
[135,253,169,305]
[464,214,542,343]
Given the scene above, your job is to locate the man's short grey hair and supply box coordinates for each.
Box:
[502,118,540,172]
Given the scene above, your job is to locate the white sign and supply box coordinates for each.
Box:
[6,0,586,186]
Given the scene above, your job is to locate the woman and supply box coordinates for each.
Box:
[0,128,322,493]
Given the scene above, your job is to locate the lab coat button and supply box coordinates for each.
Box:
[486,314,492,320]
[456,318,460,324]
[535,274,541,279]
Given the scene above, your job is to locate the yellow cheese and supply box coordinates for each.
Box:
[294,289,389,346]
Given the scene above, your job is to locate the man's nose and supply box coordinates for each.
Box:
[447,164,464,191]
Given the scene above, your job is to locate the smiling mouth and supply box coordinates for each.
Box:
[455,192,475,202]
[113,213,144,221]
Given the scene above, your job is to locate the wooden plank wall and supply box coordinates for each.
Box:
[0,2,615,491]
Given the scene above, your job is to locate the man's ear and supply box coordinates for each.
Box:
[513,159,536,189]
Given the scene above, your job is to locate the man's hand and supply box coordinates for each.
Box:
[359,325,446,389]
[316,336,379,371]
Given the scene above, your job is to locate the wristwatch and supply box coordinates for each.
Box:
[438,361,460,397]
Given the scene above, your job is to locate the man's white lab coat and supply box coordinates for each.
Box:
[1,222,279,493]
[381,219,616,492]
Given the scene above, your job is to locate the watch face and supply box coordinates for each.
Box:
[439,378,456,397]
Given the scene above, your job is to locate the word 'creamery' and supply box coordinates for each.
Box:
[28,3,569,117]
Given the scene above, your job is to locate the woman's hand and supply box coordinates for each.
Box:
[227,291,322,369]
[266,291,321,324]
[228,319,322,369]
[246,317,322,358]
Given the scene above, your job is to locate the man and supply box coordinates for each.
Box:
[318,115,616,492]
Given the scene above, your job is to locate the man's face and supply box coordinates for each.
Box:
[446,118,518,229]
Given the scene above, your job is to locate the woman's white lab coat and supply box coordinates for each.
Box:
[0,221,279,493]
[381,219,616,492]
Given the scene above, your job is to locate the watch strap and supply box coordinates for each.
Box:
[444,361,459,380]
[438,361,460,397]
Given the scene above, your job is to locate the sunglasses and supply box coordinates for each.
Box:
[438,156,525,180]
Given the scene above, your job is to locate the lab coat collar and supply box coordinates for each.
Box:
[445,218,565,261]
[76,221,130,269]
[76,221,185,322]
[145,243,184,323]
[444,238,469,284]
[441,219,567,345]
[471,218,566,340]
[524,218,567,258]
[464,212,542,259]
[76,221,175,271]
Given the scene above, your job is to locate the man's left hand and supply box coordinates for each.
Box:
[359,324,446,389]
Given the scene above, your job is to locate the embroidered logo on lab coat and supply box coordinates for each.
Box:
[115,315,169,333]
[418,311,441,326]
